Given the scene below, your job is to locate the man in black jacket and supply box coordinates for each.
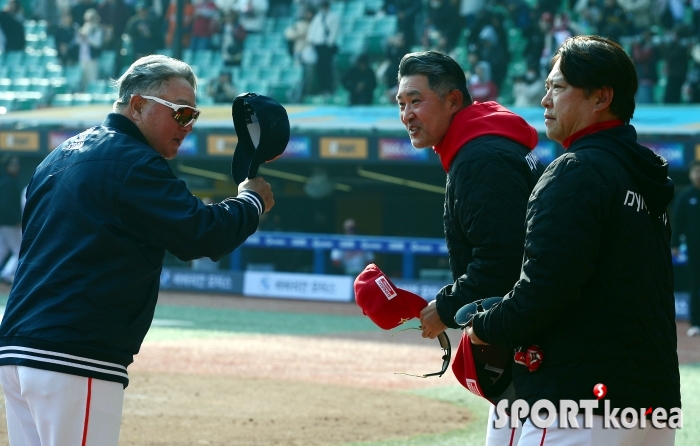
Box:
[396,50,544,444]
[468,36,681,445]
[0,55,274,445]
[671,160,700,337]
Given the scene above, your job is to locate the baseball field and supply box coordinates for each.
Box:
[0,284,698,445]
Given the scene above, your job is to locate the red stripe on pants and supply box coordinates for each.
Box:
[82,377,93,446]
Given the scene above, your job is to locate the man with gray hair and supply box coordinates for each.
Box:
[0,55,273,445]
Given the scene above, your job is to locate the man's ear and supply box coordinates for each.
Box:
[130,95,145,120]
[448,89,463,111]
[595,86,614,111]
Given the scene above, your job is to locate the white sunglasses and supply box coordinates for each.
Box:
[134,94,201,127]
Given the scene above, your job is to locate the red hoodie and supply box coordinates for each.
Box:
[433,101,539,172]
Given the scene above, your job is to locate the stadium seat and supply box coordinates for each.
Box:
[11,78,32,92]
[86,79,110,94]
[72,93,93,106]
[99,51,117,78]
[0,97,16,112]
[0,78,11,92]
[51,93,74,107]
[345,0,366,18]
[352,16,375,34]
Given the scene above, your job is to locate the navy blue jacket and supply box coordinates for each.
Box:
[0,114,262,387]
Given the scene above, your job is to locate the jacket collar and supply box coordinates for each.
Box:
[102,113,150,147]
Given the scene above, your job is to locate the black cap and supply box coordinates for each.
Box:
[231,92,290,185]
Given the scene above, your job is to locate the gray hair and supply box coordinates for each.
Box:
[112,55,197,112]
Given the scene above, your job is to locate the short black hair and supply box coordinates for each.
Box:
[551,36,636,123]
[397,50,472,105]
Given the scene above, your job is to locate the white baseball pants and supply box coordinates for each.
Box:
[0,365,124,446]
[514,413,675,446]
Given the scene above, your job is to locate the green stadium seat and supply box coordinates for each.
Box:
[0,97,16,112]
[29,78,51,95]
[4,51,24,66]
[374,16,397,36]
[0,78,11,92]
[244,34,263,50]
[268,82,292,103]
[330,2,345,15]
[365,33,386,59]
[193,49,214,66]
[273,17,293,33]
[182,49,195,64]
[352,17,374,34]
[345,0,366,18]
[72,93,93,106]
[51,93,74,107]
[86,79,110,94]
[11,78,32,92]
[91,93,118,105]
[99,50,117,77]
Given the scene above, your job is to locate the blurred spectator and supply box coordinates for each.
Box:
[571,0,602,34]
[384,0,422,48]
[660,0,686,29]
[206,70,237,103]
[190,0,220,50]
[380,31,410,96]
[77,8,104,91]
[598,0,630,43]
[221,10,247,66]
[459,0,484,28]
[631,29,659,104]
[686,43,700,103]
[284,7,313,61]
[617,0,653,34]
[235,0,268,33]
[512,62,543,107]
[468,60,498,102]
[425,0,462,52]
[474,24,509,91]
[284,7,315,99]
[671,160,700,337]
[165,0,194,48]
[0,0,26,52]
[306,1,339,96]
[551,12,574,48]
[49,11,79,66]
[71,0,98,26]
[662,26,691,103]
[98,0,134,53]
[126,3,162,59]
[0,155,23,285]
[505,0,532,29]
[521,9,548,72]
[341,54,377,105]
[330,218,375,276]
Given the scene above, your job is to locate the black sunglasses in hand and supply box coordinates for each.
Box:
[393,327,451,378]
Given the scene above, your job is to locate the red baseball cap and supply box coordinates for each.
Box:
[354,263,428,330]
[452,331,513,405]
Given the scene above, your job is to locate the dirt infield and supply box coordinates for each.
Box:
[118,292,471,445]
[0,287,698,445]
